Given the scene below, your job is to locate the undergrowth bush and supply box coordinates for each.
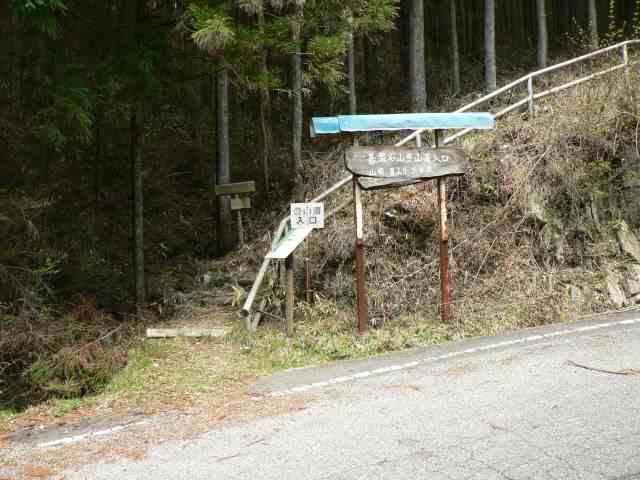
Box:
[0,297,135,409]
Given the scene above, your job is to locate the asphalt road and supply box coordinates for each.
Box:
[66,312,640,480]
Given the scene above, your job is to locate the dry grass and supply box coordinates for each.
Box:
[0,330,314,479]
[254,64,640,338]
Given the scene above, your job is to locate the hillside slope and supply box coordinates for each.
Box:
[228,68,640,340]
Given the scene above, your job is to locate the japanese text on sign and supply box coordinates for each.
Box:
[345,146,470,180]
[290,203,325,229]
[365,150,448,178]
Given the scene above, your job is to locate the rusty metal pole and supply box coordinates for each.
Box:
[285,253,294,336]
[353,175,368,335]
[435,130,452,322]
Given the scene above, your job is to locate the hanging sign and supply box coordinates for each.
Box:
[345,146,470,180]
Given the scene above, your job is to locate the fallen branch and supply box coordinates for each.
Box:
[566,360,640,376]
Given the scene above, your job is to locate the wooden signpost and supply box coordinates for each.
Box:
[267,226,314,336]
[266,203,325,336]
[215,181,256,245]
[347,140,465,330]
[353,177,368,334]
[310,113,495,334]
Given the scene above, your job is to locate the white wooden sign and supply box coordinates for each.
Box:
[266,227,313,259]
[290,203,325,229]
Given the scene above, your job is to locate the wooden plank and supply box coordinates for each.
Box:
[345,146,470,179]
[236,210,245,245]
[357,177,423,191]
[266,227,313,259]
[231,196,251,210]
[146,328,226,338]
[215,181,256,196]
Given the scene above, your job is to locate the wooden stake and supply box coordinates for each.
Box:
[305,232,312,302]
[236,209,245,246]
[305,194,312,303]
[285,253,294,336]
[435,130,453,322]
[353,176,368,335]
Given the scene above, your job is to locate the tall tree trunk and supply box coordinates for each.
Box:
[408,0,427,111]
[130,102,146,315]
[484,0,497,92]
[291,2,304,197]
[450,0,461,94]
[258,10,271,193]
[32,34,46,89]
[10,10,22,109]
[512,0,524,50]
[93,112,102,246]
[536,0,548,68]
[216,68,234,254]
[460,0,467,55]
[399,0,410,82]
[365,36,383,112]
[527,0,536,48]
[347,28,357,114]
[558,0,570,38]
[589,0,599,49]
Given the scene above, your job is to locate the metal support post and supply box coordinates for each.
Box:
[527,76,534,115]
[623,44,630,85]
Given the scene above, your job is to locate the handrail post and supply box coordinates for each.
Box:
[623,44,630,84]
[527,76,534,115]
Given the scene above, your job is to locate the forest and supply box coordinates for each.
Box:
[1,0,640,408]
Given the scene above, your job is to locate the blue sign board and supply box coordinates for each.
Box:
[310,112,495,137]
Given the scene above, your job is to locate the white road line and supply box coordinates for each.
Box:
[37,316,640,447]
[38,421,148,449]
[268,317,640,397]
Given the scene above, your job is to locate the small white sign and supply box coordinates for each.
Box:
[291,202,324,229]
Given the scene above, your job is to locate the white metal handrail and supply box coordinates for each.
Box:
[399,39,639,147]
[242,38,639,321]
